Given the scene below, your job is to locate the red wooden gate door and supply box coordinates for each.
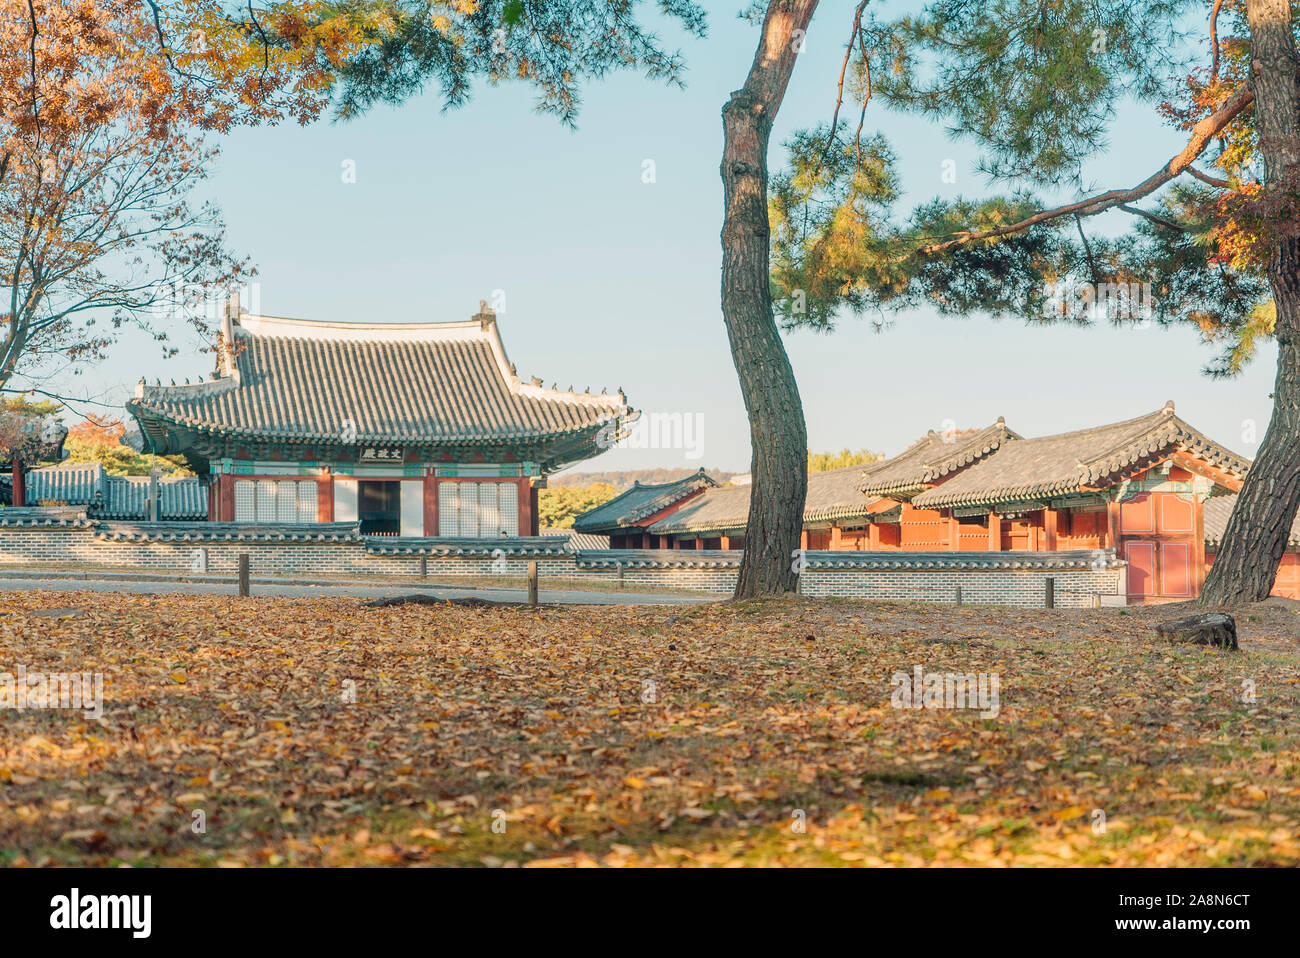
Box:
[1125,540,1156,598]
[1159,542,1192,597]
[1120,490,1198,600]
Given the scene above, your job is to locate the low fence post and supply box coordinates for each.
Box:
[238,553,250,597]
[527,561,538,606]
[1045,577,1055,610]
[419,556,428,579]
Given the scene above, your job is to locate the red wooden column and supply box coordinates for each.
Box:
[1043,507,1059,551]
[318,471,334,522]
[694,536,704,550]
[830,524,842,550]
[988,510,1002,551]
[424,472,438,536]
[719,534,731,549]
[11,459,24,507]
[530,483,539,536]
[516,477,532,537]
[1106,500,1121,550]
[799,530,809,550]
[948,516,960,550]
[217,474,235,521]
[868,523,880,550]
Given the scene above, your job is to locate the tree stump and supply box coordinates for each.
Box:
[1154,613,1238,650]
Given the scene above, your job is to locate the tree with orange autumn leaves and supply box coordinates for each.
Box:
[60,414,191,473]
[0,0,368,402]
[1,0,703,399]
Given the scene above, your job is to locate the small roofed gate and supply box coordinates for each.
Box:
[1116,483,1202,601]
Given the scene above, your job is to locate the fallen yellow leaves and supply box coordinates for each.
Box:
[0,590,1296,867]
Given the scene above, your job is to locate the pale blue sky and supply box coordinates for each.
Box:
[52,1,1273,475]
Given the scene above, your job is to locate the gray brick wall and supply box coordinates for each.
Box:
[0,528,1124,607]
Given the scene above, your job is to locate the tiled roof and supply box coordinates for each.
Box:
[539,527,612,551]
[127,309,630,464]
[573,548,1119,570]
[0,506,93,528]
[798,549,1122,570]
[25,462,104,505]
[1204,494,1300,547]
[100,476,208,520]
[913,403,1250,510]
[96,522,363,543]
[648,464,882,536]
[647,483,752,535]
[858,420,1019,498]
[364,536,574,556]
[806,464,883,522]
[576,549,742,569]
[572,469,717,533]
[24,462,206,520]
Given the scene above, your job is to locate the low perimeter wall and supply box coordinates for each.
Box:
[0,509,1126,608]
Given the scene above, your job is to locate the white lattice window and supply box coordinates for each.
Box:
[234,481,255,522]
[478,483,500,536]
[495,483,519,536]
[439,483,460,536]
[233,478,319,524]
[438,481,519,537]
[458,483,478,535]
[297,481,318,522]
[276,481,297,522]
[256,482,275,521]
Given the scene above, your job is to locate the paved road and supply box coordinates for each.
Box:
[0,576,713,606]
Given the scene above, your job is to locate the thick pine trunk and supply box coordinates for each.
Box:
[721,0,818,599]
[1200,0,1300,606]
[1201,266,1300,605]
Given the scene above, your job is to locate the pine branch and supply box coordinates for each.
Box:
[913,84,1254,256]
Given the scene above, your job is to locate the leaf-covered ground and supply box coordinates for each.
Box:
[1,590,1297,867]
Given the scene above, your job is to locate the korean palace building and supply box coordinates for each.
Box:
[124,299,633,536]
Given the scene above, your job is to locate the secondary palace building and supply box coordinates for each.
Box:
[575,404,1290,602]
[126,298,633,536]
